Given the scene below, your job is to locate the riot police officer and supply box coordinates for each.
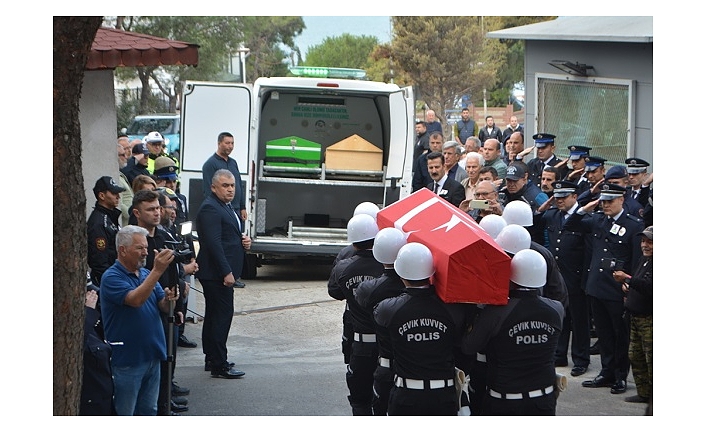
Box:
[373,243,462,416]
[354,227,407,415]
[328,214,384,415]
[462,249,565,415]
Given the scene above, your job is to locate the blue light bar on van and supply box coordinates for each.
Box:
[289,66,367,80]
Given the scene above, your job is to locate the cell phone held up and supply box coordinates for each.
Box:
[470,199,490,210]
[599,257,624,272]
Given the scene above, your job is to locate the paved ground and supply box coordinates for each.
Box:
[171,260,650,417]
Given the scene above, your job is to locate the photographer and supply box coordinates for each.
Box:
[459,180,504,222]
[132,190,190,414]
[159,188,199,349]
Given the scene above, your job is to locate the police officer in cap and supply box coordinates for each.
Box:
[527,133,567,187]
[563,183,644,395]
[87,176,126,286]
[374,242,465,416]
[563,145,592,195]
[535,181,592,376]
[604,165,644,218]
[625,158,652,208]
[328,214,384,415]
[462,249,565,415]
[576,156,607,205]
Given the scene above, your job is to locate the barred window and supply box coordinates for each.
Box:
[536,74,635,167]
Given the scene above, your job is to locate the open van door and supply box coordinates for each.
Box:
[179,81,252,218]
[385,85,416,200]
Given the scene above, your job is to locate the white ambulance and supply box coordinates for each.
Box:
[179,67,416,277]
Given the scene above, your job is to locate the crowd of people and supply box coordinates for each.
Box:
[82,117,652,416]
[83,130,251,415]
[406,123,653,414]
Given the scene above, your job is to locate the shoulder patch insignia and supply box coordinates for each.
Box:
[96,237,107,251]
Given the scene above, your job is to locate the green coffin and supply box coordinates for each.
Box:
[265,136,322,167]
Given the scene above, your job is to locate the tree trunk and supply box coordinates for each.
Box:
[53,16,102,416]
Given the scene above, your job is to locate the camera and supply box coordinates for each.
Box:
[470,199,490,210]
[599,257,624,271]
[163,239,193,264]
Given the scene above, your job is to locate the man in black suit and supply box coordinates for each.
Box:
[535,181,592,377]
[196,169,252,379]
[425,151,465,207]
[563,183,644,395]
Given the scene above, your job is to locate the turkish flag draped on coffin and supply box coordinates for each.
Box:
[377,188,510,305]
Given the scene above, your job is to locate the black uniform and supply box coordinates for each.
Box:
[462,288,564,416]
[564,209,644,385]
[354,268,406,415]
[328,249,384,415]
[87,204,122,286]
[536,205,592,369]
[80,303,115,415]
[332,244,357,365]
[374,285,462,416]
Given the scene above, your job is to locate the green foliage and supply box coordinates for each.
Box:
[108,16,304,114]
[392,17,506,125]
[302,33,380,70]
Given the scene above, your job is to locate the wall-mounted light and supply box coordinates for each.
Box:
[548,60,594,77]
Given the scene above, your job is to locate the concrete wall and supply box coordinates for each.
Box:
[80,70,119,219]
[524,40,653,165]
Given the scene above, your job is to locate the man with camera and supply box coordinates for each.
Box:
[132,189,191,414]
[458,180,504,222]
[562,183,644,395]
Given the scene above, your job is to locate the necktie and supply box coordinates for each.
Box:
[433,182,439,194]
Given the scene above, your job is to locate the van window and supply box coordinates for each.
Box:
[127,118,179,136]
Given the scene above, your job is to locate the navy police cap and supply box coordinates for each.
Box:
[584,156,606,172]
[552,180,577,197]
[568,145,592,160]
[625,158,650,174]
[532,133,555,148]
[599,183,627,200]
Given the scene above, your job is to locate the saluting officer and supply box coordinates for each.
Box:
[354,227,407,415]
[527,133,567,187]
[328,214,384,415]
[462,249,565,416]
[535,181,592,377]
[373,243,464,416]
[564,183,644,395]
[562,145,592,195]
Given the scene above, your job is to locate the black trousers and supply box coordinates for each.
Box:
[201,279,234,368]
[555,291,591,368]
[590,295,630,381]
[346,340,378,415]
[387,386,457,416]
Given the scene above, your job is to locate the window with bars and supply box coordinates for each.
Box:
[535,74,635,167]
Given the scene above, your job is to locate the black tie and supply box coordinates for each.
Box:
[433,182,439,194]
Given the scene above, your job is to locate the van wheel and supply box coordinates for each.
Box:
[242,254,259,279]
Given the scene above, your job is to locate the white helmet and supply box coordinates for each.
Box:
[510,249,546,288]
[347,214,379,243]
[394,242,435,280]
[354,201,380,220]
[143,131,165,144]
[502,200,533,227]
[495,224,531,255]
[479,214,507,239]
[373,227,407,264]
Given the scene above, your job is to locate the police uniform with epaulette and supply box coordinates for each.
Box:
[535,181,592,373]
[563,184,644,391]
